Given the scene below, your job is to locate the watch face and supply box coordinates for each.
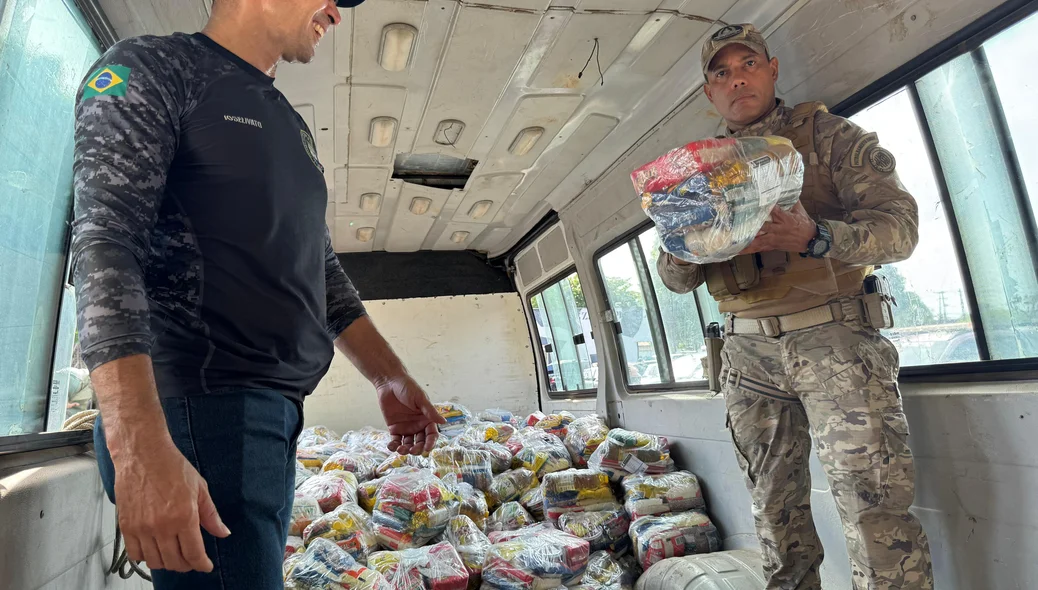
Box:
[812,240,828,256]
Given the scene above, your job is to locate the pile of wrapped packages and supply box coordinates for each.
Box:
[287,408,721,589]
[631,135,805,264]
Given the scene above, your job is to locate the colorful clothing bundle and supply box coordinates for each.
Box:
[284,537,388,589]
[376,453,432,478]
[532,412,575,439]
[478,408,519,426]
[487,468,539,508]
[621,471,705,520]
[519,484,544,521]
[452,482,489,531]
[430,447,493,491]
[575,551,639,590]
[541,469,616,522]
[486,501,535,533]
[297,471,359,513]
[368,541,469,590]
[629,510,721,570]
[291,492,324,536]
[558,506,631,554]
[325,451,382,482]
[303,503,378,565]
[435,403,472,438]
[564,416,610,468]
[439,515,491,586]
[587,429,674,481]
[631,136,804,264]
[286,536,306,559]
[371,470,460,550]
[481,524,591,589]
[512,431,572,477]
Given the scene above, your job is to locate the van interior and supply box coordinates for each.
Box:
[2,0,1038,588]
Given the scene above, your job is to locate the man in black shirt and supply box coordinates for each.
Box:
[72,1,443,587]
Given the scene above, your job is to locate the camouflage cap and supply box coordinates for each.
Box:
[701,24,769,76]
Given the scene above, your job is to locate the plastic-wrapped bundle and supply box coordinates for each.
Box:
[435,403,472,437]
[439,515,491,586]
[303,503,378,564]
[541,469,616,522]
[564,416,610,468]
[622,471,705,520]
[481,524,591,589]
[478,409,518,426]
[524,412,547,427]
[558,506,631,554]
[461,421,516,445]
[297,460,317,488]
[376,453,432,478]
[292,493,325,536]
[431,447,493,491]
[287,536,306,559]
[359,475,389,513]
[503,427,537,457]
[574,551,639,590]
[631,136,804,264]
[343,426,392,450]
[513,431,572,477]
[368,541,469,590]
[486,501,535,533]
[285,552,306,582]
[298,471,359,513]
[325,451,382,482]
[519,484,544,522]
[487,468,539,509]
[284,537,389,589]
[299,426,340,449]
[629,510,721,570]
[299,444,340,471]
[588,429,674,482]
[452,482,490,531]
[461,440,512,474]
[371,469,460,550]
[532,412,575,439]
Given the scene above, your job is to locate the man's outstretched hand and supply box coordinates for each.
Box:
[375,375,445,455]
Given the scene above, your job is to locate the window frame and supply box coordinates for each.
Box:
[527,267,598,399]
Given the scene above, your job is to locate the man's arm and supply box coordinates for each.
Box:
[656,250,706,294]
[73,39,226,573]
[323,236,445,454]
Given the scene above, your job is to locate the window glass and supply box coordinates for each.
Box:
[917,50,1038,360]
[849,89,980,366]
[638,229,707,382]
[530,294,561,393]
[531,273,597,394]
[0,0,101,435]
[598,244,663,386]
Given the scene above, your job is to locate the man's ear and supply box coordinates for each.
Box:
[770,56,779,82]
[704,82,714,103]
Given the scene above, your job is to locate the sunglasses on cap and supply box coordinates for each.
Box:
[336,0,365,6]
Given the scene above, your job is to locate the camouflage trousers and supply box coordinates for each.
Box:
[720,318,933,590]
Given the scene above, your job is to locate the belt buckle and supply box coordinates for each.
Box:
[720,367,742,390]
[758,317,781,338]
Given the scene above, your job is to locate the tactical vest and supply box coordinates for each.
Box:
[703,102,872,316]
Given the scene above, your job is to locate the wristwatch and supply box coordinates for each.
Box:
[801,222,832,259]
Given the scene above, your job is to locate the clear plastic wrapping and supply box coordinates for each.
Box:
[376,453,432,478]
[284,537,389,589]
[575,551,639,590]
[368,541,470,590]
[453,481,490,531]
[481,524,591,589]
[325,450,382,482]
[631,136,804,264]
[532,412,575,439]
[455,438,512,474]
[629,510,721,570]
[519,484,544,522]
[622,471,705,520]
[478,409,519,426]
[486,501,535,533]
[303,503,378,564]
[588,429,674,482]
[558,506,631,554]
[298,444,340,471]
[299,426,340,449]
[297,460,317,488]
[503,427,537,457]
[440,515,491,583]
[287,535,306,559]
[297,471,360,513]
[487,468,539,509]
[541,469,616,522]
[371,469,460,550]
[461,421,516,445]
[342,426,392,451]
[431,447,494,491]
[524,412,546,427]
[563,416,610,469]
[291,492,325,536]
[435,403,473,438]
[513,431,572,477]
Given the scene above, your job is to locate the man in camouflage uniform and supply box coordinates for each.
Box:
[656,24,933,589]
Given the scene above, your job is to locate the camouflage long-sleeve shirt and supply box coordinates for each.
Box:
[657,100,919,295]
[71,33,366,400]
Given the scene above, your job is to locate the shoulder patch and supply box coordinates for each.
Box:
[82,65,132,101]
[868,146,896,174]
[848,132,879,168]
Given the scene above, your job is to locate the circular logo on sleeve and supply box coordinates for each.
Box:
[301,129,324,173]
[868,147,896,174]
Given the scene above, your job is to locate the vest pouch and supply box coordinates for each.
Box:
[706,254,760,299]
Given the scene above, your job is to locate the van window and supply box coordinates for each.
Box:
[530,272,597,394]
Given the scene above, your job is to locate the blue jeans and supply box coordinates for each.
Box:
[95,390,303,589]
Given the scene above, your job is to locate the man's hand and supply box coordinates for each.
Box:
[375,375,446,455]
[739,202,818,255]
[114,439,230,572]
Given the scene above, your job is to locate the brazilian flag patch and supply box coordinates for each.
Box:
[82,65,132,100]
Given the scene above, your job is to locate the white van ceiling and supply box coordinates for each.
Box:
[96,0,997,257]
